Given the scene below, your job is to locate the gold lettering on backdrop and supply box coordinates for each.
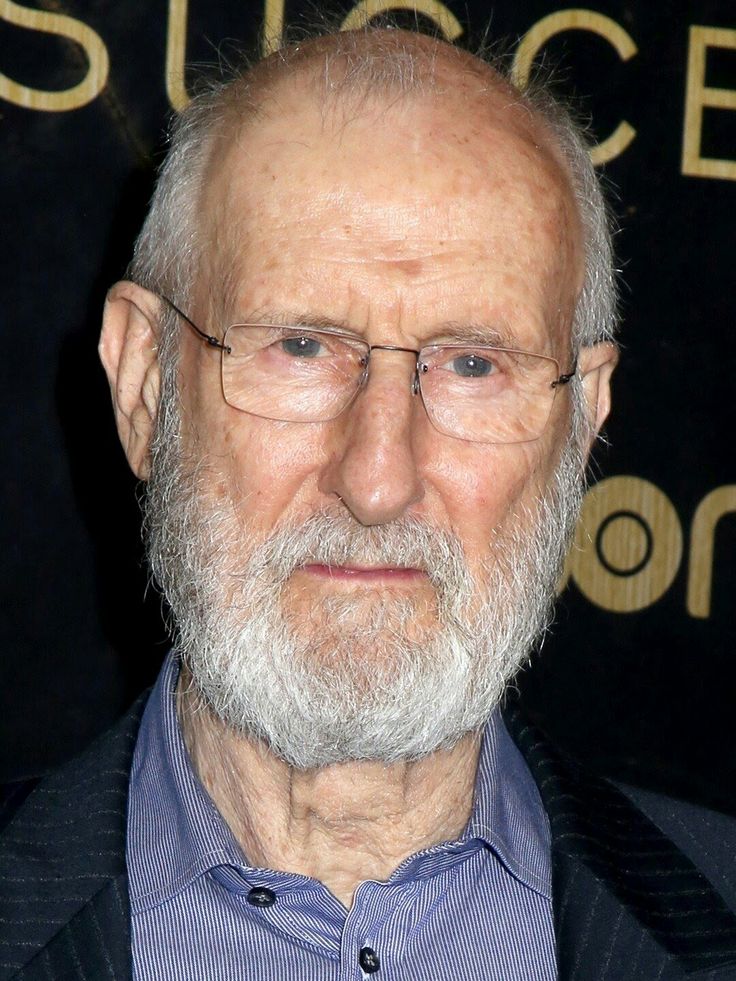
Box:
[512,9,637,166]
[564,476,683,613]
[166,0,286,106]
[687,485,736,618]
[167,0,461,108]
[166,0,189,111]
[0,0,109,111]
[262,0,285,55]
[682,26,736,181]
[341,0,463,41]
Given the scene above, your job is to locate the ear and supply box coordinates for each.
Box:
[576,341,619,451]
[99,281,163,480]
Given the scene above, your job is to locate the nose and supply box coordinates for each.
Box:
[318,349,425,526]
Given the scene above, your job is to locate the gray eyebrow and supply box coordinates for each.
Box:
[232,309,354,333]
[427,323,518,349]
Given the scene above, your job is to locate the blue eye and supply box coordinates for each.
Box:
[451,354,494,378]
[281,336,322,358]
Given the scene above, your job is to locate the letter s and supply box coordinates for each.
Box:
[0,0,109,111]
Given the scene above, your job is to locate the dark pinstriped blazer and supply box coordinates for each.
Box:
[2,696,736,980]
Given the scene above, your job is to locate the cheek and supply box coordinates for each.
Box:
[430,442,532,509]
[178,340,321,481]
[425,442,550,550]
[208,416,330,526]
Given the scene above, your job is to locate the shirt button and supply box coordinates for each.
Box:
[359,946,380,974]
[246,886,276,908]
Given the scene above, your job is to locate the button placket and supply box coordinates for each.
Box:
[340,880,394,978]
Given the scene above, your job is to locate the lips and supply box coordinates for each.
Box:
[299,563,426,582]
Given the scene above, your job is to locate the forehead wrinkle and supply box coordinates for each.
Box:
[191,29,585,305]
[197,69,582,353]
[213,222,567,352]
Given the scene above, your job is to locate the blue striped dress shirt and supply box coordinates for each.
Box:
[127,653,556,979]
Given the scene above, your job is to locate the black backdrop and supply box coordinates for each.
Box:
[2,0,735,811]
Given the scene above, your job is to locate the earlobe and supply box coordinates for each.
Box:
[99,281,163,480]
[577,340,619,447]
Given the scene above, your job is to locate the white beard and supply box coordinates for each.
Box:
[144,389,585,769]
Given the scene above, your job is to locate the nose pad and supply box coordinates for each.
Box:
[358,350,421,399]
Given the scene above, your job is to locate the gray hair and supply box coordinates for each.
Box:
[130,28,617,422]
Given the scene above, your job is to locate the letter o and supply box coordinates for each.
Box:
[566,476,683,612]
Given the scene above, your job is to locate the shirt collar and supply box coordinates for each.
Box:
[127,652,551,911]
[466,710,552,897]
[127,653,247,911]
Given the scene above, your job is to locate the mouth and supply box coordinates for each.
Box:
[299,563,428,583]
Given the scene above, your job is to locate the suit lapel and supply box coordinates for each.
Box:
[505,703,736,979]
[0,699,145,981]
[11,876,131,981]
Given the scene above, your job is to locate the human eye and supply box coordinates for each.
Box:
[279,333,327,358]
[447,352,497,378]
[427,347,507,381]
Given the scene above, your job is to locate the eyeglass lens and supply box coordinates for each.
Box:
[221,324,561,444]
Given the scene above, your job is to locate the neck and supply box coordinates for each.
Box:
[177,671,482,908]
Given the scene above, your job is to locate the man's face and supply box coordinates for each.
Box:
[142,76,603,765]
[183,85,580,602]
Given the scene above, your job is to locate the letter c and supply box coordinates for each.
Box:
[512,9,637,166]
[341,0,463,42]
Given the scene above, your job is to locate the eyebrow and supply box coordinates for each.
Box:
[232,309,353,333]
[431,322,518,349]
[230,310,519,349]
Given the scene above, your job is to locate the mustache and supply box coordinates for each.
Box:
[237,510,473,593]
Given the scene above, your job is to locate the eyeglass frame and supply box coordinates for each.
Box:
[156,292,578,443]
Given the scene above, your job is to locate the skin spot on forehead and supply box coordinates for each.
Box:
[380,257,424,277]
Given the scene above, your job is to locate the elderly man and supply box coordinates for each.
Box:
[3,26,736,981]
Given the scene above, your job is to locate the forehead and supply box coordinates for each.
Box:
[199,70,582,348]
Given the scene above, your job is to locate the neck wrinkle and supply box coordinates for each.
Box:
[177,667,482,907]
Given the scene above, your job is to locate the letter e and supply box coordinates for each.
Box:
[682,26,736,181]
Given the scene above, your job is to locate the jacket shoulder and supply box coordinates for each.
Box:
[620,782,736,912]
[505,702,736,977]
[0,780,39,833]
[0,695,148,980]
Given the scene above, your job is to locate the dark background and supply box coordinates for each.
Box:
[1,1,734,810]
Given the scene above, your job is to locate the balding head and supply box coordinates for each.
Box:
[130,28,616,357]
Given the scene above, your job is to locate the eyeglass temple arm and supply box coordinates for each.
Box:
[551,359,578,388]
[158,294,231,353]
